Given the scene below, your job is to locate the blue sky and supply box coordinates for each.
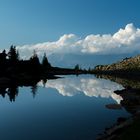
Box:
[0,0,140,48]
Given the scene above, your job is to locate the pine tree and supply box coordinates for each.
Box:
[30,50,40,65]
[8,45,19,62]
[42,53,51,68]
[74,64,80,70]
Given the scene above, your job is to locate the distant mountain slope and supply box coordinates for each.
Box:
[48,53,135,68]
[94,55,140,71]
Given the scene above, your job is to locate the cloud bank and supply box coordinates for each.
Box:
[38,76,123,104]
[17,23,140,58]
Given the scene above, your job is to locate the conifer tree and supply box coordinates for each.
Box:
[42,53,51,68]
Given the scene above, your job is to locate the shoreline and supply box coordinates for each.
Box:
[96,87,140,140]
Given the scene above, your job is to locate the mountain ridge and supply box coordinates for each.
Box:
[93,54,140,75]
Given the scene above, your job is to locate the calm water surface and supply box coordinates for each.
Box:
[0,75,130,140]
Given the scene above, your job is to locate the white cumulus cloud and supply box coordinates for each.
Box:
[17,23,140,58]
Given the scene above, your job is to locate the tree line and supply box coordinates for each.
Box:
[0,45,52,77]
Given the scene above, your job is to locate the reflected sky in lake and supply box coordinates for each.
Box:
[38,75,124,104]
[0,75,129,140]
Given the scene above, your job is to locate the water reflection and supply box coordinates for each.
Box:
[0,75,131,140]
[96,74,140,89]
[1,75,138,103]
[0,86,18,102]
[0,84,38,102]
[38,75,124,104]
[0,75,124,103]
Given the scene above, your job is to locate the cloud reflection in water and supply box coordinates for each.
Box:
[38,76,123,104]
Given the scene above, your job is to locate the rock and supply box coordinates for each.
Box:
[94,55,140,72]
[96,117,133,140]
[117,117,127,124]
[106,104,122,110]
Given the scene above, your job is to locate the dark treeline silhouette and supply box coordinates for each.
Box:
[0,79,39,102]
[0,45,54,101]
[0,71,55,102]
[0,75,53,102]
[0,46,52,78]
[0,45,88,78]
[0,46,88,102]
